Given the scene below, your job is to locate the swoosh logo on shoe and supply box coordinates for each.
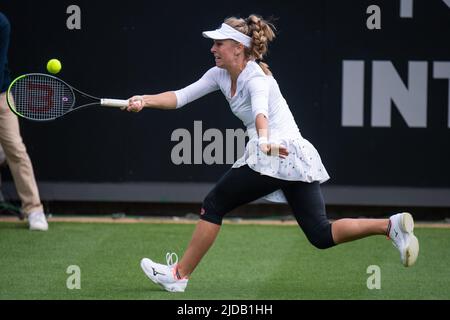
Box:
[394,230,398,237]
[152,267,166,276]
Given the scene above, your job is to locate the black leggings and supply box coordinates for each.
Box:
[200,165,335,249]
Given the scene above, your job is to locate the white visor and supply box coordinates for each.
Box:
[202,23,252,48]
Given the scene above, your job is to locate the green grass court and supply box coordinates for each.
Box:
[1,220,449,300]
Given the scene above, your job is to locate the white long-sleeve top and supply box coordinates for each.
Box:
[175,61,329,203]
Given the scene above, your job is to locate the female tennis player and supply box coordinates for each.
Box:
[126,15,419,292]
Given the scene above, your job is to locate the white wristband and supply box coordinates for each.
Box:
[258,136,268,146]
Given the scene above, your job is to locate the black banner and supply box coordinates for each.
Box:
[2,0,449,189]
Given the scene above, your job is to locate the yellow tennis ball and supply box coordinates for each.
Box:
[47,59,62,74]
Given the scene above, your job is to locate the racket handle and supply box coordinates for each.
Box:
[100,98,129,107]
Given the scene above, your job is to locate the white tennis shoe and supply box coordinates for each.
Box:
[388,212,419,267]
[140,253,188,292]
[28,212,48,231]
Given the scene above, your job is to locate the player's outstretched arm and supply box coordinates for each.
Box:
[126,91,177,112]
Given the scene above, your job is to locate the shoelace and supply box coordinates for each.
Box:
[166,252,188,280]
[166,252,179,268]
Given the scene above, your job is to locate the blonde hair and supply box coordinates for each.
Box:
[224,14,276,75]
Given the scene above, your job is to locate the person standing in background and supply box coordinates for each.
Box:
[0,11,48,231]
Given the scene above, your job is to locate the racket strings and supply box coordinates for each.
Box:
[10,75,74,120]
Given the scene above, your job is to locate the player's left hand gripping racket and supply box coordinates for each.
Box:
[6,73,129,121]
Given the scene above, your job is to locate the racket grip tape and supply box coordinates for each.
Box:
[101,98,129,107]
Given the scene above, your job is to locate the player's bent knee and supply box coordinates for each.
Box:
[309,238,334,250]
[200,213,223,226]
[200,193,224,226]
[304,223,336,250]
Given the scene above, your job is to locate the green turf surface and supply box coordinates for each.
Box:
[0,221,449,300]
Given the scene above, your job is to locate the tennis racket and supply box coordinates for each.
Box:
[6,73,129,121]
